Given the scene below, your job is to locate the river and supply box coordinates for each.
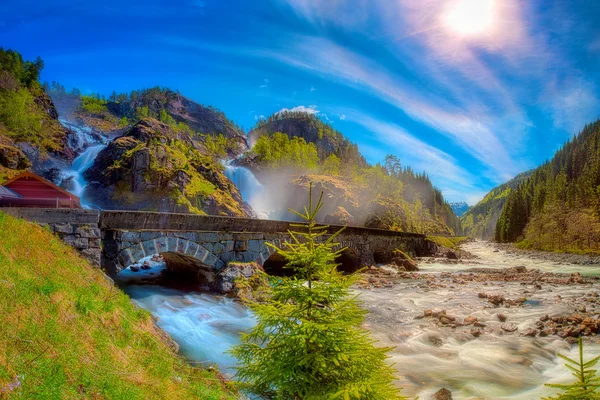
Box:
[122,241,600,399]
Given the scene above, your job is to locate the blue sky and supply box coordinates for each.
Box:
[1,0,599,204]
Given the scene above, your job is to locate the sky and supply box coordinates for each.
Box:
[1,0,599,204]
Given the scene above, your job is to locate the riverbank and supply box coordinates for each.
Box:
[114,239,600,399]
[0,212,234,399]
[357,240,600,399]
[496,241,600,265]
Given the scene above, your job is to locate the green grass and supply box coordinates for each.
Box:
[426,236,469,251]
[0,212,235,399]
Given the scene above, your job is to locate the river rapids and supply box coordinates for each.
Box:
[121,241,600,399]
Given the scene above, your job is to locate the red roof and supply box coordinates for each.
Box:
[0,171,81,209]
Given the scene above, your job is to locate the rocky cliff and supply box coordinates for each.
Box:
[84,118,251,216]
[0,53,79,180]
[52,87,249,154]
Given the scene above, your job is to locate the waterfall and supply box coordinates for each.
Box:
[69,145,106,201]
[58,120,107,208]
[59,118,98,153]
[223,160,271,219]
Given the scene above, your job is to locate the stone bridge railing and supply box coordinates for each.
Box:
[1,209,435,277]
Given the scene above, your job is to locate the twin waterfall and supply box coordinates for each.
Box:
[61,118,267,216]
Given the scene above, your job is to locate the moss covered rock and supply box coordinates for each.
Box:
[85,118,250,216]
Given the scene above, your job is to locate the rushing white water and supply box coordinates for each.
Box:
[120,242,600,399]
[116,255,167,283]
[68,145,106,202]
[222,160,271,218]
[58,119,107,208]
[124,285,256,375]
[360,241,600,399]
[59,118,99,153]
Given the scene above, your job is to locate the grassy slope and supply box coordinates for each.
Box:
[0,212,234,399]
[426,236,469,251]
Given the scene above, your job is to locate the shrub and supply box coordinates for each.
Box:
[230,184,403,399]
[543,338,600,399]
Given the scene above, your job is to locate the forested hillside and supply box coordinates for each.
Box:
[0,48,72,180]
[496,120,600,252]
[243,113,462,235]
[461,171,532,240]
[249,111,366,167]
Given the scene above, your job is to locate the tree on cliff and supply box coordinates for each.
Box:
[230,184,403,399]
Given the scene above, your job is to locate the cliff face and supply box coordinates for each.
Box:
[84,118,252,216]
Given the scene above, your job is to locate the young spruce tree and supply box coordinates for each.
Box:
[543,338,600,400]
[230,184,403,399]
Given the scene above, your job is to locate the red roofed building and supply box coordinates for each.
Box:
[0,171,81,208]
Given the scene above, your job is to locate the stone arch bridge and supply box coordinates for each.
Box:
[1,209,434,278]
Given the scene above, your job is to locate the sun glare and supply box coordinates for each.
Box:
[443,0,497,37]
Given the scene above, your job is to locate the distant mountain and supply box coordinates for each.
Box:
[496,120,600,252]
[460,171,532,240]
[449,201,470,217]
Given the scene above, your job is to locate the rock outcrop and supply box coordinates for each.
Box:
[212,261,264,294]
[84,118,251,216]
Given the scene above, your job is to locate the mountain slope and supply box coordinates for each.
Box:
[0,48,75,180]
[496,120,600,252]
[461,171,532,240]
[0,211,233,399]
[85,118,251,216]
[49,85,248,154]
[248,111,366,166]
[243,112,461,235]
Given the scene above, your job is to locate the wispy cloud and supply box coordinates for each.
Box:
[278,104,319,114]
[542,77,600,134]
[260,36,521,180]
[348,111,481,197]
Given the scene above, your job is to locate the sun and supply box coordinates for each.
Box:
[443,0,497,37]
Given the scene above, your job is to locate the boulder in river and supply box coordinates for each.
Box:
[391,249,419,271]
[433,388,453,400]
[213,262,262,294]
[501,323,518,332]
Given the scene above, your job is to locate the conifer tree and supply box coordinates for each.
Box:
[544,338,600,400]
[230,184,403,400]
